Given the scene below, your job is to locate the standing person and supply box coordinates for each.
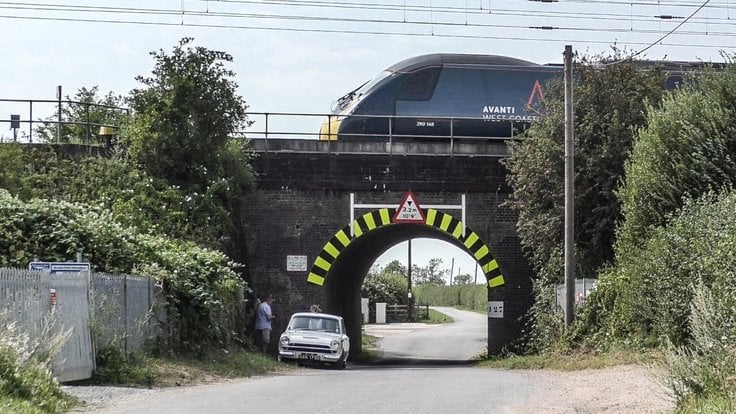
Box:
[255,294,275,353]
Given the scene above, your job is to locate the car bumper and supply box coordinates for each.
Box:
[279,350,343,362]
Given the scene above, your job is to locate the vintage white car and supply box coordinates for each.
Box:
[278,312,350,369]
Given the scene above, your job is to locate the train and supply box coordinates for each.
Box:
[318,53,563,141]
[318,53,705,142]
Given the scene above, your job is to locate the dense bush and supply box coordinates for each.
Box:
[361,269,408,306]
[617,61,736,249]
[577,191,736,348]
[0,144,242,250]
[0,190,247,351]
[504,52,667,351]
[577,59,736,349]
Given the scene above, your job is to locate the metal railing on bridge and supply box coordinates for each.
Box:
[1,101,516,156]
[241,111,521,142]
[0,98,129,144]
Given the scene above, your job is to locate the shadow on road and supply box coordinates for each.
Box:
[349,358,479,369]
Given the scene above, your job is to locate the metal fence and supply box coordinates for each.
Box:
[89,273,159,356]
[0,98,130,144]
[0,267,160,382]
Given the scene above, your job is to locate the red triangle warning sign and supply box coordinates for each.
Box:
[392,191,426,224]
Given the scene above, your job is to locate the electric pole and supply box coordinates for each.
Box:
[407,239,413,321]
[564,45,575,327]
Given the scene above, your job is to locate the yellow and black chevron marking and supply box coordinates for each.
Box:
[306,208,505,289]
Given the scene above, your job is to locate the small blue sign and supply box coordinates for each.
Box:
[29,262,91,274]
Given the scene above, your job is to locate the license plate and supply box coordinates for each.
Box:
[299,352,321,361]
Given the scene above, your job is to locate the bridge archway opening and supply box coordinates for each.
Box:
[306,209,505,357]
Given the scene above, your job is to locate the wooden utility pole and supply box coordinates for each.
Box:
[407,239,413,321]
[564,45,575,327]
[449,257,455,285]
[56,85,62,144]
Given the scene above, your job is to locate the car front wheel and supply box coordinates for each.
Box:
[333,355,347,370]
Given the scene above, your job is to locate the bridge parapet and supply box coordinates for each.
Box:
[246,138,510,157]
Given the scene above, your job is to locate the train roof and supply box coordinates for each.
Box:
[385,54,724,75]
[385,53,541,73]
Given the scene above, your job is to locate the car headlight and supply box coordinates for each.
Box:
[330,340,341,351]
[280,336,290,346]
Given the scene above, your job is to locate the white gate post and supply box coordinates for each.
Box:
[376,302,387,324]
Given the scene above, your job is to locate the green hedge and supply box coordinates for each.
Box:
[578,191,736,347]
[0,190,247,352]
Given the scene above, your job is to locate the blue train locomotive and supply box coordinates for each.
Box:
[319,53,563,141]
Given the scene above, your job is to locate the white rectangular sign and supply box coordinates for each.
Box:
[488,301,504,318]
[286,255,308,272]
[29,262,91,274]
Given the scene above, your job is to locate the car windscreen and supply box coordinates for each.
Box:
[289,316,340,333]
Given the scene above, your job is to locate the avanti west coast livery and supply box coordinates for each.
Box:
[319,53,562,141]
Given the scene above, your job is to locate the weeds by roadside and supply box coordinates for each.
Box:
[477,348,661,371]
[416,309,454,324]
[0,314,76,413]
[84,347,292,388]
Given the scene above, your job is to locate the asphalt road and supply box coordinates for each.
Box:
[94,365,552,414]
[364,306,488,362]
[94,308,503,414]
[84,307,671,414]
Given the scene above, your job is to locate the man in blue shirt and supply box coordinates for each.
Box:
[255,294,275,353]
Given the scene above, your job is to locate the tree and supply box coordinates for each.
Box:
[124,37,255,250]
[412,258,447,285]
[383,260,407,278]
[362,262,408,305]
[454,273,472,285]
[617,58,736,249]
[125,37,252,194]
[36,86,127,144]
[581,58,736,345]
[504,51,666,283]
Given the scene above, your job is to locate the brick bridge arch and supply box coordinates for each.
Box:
[306,208,506,356]
[242,139,534,357]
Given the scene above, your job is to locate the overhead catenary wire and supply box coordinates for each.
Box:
[0,0,733,50]
[5,0,728,25]
[604,0,714,64]
[2,2,733,37]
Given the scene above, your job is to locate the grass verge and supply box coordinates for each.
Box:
[414,308,454,324]
[477,348,662,371]
[86,347,292,388]
[351,332,381,364]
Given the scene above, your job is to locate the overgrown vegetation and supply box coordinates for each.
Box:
[34,86,128,145]
[361,261,408,305]
[0,37,259,412]
[659,282,736,412]
[0,190,246,352]
[87,348,286,388]
[503,50,736,412]
[478,348,653,371]
[0,318,76,414]
[504,50,668,352]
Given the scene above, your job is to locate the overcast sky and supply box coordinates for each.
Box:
[2,0,734,282]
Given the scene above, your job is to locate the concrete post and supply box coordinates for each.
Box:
[361,298,369,324]
[376,302,386,324]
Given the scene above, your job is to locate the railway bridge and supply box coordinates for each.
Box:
[241,138,534,356]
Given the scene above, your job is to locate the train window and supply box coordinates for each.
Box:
[397,67,485,117]
[398,69,438,100]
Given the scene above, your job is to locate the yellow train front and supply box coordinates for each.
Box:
[319,53,562,142]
